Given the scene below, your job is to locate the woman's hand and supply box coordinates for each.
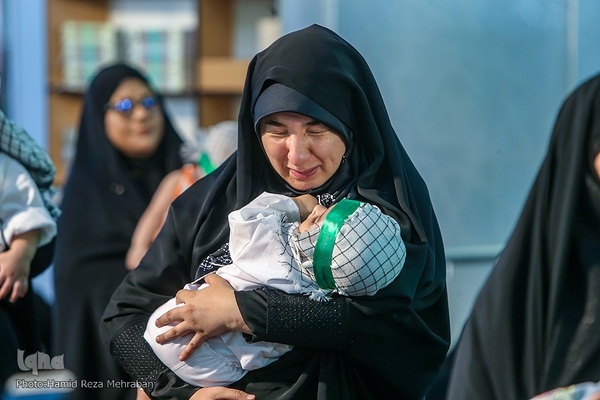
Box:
[136,388,151,400]
[138,386,255,400]
[190,387,255,400]
[155,274,251,361]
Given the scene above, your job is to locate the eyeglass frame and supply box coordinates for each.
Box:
[104,96,159,116]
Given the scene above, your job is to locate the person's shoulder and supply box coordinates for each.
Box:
[170,170,222,212]
[170,157,236,215]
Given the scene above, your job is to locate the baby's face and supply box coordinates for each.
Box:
[298,204,332,233]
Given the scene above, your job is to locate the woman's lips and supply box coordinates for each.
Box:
[289,166,318,179]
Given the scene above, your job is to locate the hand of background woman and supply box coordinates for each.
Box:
[190,386,255,400]
[154,274,251,361]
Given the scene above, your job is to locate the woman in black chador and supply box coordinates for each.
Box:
[53,64,183,400]
[102,25,450,400]
[447,74,600,399]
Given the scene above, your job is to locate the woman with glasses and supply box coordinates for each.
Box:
[53,63,183,400]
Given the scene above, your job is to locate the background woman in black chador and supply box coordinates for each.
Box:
[447,74,600,399]
[102,25,449,400]
[53,64,183,400]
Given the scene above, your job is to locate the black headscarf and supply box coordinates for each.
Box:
[194,24,443,259]
[56,63,183,259]
[447,74,600,399]
[180,23,448,319]
[54,63,182,400]
[103,26,449,399]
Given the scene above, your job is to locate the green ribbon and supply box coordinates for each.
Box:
[313,199,362,290]
[198,152,216,174]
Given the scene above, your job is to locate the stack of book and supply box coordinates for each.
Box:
[60,20,196,92]
[61,21,119,90]
[119,27,196,92]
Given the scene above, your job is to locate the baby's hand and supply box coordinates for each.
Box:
[0,230,39,302]
[0,248,31,302]
[298,204,329,233]
[292,194,319,220]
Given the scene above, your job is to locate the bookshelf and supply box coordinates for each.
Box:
[47,0,263,185]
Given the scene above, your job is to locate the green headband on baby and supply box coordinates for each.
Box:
[313,199,362,290]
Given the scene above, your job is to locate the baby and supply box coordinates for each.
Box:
[144,191,406,387]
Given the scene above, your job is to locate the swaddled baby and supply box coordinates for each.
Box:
[144,191,406,387]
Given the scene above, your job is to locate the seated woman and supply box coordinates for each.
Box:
[53,64,184,400]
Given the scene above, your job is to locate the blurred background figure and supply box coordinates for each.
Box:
[446,73,600,400]
[126,120,237,270]
[52,64,183,400]
[0,107,57,389]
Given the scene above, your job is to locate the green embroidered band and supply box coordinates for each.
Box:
[198,152,216,174]
[313,199,362,290]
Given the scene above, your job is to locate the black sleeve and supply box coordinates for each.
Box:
[109,320,199,400]
[235,287,350,350]
[236,280,450,399]
[101,209,203,399]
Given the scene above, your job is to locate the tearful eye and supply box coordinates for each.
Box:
[267,130,289,136]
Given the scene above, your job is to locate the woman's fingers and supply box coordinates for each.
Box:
[189,386,255,399]
[155,304,182,328]
[155,305,191,343]
[0,277,10,300]
[10,279,28,303]
[155,277,247,346]
[179,332,204,361]
[203,273,230,287]
[155,319,192,343]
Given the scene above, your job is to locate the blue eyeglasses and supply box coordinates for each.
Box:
[105,96,158,115]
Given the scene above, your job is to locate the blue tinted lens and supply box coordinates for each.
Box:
[141,97,156,109]
[115,98,133,112]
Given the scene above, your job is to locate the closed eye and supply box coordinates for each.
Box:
[264,130,289,136]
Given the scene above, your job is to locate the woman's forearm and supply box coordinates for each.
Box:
[109,319,199,400]
[235,288,350,350]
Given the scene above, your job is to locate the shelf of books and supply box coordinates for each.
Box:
[47,0,258,185]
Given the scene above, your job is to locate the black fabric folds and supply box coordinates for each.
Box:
[447,74,600,399]
[102,25,449,399]
[53,64,183,400]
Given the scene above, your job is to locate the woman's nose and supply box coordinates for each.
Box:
[287,134,310,163]
[130,103,151,119]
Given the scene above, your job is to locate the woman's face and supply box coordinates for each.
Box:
[595,151,600,178]
[259,112,346,191]
[104,78,165,158]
